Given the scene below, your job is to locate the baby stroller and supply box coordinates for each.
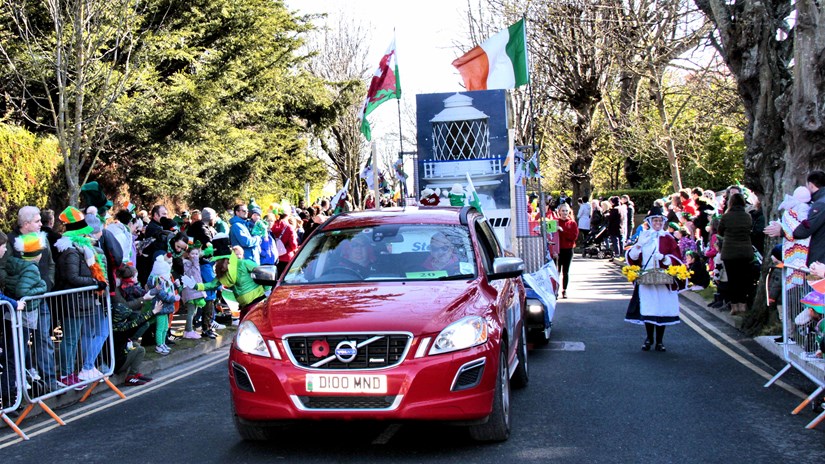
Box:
[582,225,614,259]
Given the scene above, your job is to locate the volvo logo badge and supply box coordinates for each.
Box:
[334,340,358,363]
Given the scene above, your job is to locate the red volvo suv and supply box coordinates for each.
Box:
[230,206,528,442]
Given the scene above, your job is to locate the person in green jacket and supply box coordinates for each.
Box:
[4,232,48,392]
[182,233,265,321]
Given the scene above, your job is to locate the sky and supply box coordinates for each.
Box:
[287,0,474,146]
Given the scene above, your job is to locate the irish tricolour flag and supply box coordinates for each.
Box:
[452,19,529,91]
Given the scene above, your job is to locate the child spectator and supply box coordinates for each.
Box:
[708,236,730,310]
[112,297,162,386]
[147,255,179,355]
[113,265,153,343]
[685,250,710,290]
[795,291,825,358]
[181,244,206,339]
[775,186,811,288]
[675,227,697,261]
[0,232,42,398]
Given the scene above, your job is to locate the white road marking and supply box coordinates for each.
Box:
[0,351,229,447]
[679,308,806,399]
[532,341,585,351]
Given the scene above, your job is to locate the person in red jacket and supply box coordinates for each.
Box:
[556,203,579,299]
[270,213,298,277]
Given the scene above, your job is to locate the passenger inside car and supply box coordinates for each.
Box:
[420,231,462,276]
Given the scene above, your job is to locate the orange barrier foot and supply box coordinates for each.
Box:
[14,400,64,427]
[2,412,28,440]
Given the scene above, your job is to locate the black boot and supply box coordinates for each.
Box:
[708,293,723,308]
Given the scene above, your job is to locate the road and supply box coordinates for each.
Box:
[2,258,824,462]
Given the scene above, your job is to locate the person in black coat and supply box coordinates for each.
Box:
[607,197,623,256]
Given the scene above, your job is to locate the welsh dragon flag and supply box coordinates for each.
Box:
[359,37,401,141]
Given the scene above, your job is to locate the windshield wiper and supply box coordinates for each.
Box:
[436,273,476,281]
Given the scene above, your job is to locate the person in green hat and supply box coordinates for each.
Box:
[182,233,265,321]
[54,206,110,387]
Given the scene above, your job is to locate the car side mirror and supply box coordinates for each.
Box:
[488,257,524,280]
[251,265,279,286]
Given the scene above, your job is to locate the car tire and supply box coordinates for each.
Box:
[529,328,551,346]
[511,326,529,389]
[233,402,276,441]
[468,345,511,442]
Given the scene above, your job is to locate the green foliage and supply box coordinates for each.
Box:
[98,0,338,209]
[0,124,64,230]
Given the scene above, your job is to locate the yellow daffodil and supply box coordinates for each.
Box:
[622,265,641,283]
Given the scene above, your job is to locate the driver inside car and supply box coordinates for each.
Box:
[422,231,461,276]
[332,233,375,278]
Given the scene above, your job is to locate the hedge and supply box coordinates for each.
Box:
[0,124,64,231]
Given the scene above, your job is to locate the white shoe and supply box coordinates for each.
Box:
[26,368,41,381]
[156,345,170,355]
[211,321,226,330]
[77,368,100,382]
[183,331,200,339]
[161,344,171,353]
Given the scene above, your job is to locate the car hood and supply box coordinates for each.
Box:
[257,281,485,337]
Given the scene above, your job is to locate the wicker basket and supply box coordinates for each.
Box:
[637,268,675,286]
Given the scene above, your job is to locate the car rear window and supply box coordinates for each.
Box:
[282,224,477,284]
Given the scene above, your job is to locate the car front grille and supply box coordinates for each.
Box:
[296,395,397,410]
[285,333,411,370]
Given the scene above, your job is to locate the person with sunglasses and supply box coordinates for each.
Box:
[423,231,461,276]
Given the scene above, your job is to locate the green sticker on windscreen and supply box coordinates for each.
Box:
[405,270,449,279]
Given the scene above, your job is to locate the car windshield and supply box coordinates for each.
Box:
[282,224,477,284]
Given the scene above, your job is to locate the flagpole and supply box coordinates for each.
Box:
[394,28,406,207]
[396,98,406,206]
[372,141,380,210]
[522,13,548,264]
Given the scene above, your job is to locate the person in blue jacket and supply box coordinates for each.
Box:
[229,204,261,264]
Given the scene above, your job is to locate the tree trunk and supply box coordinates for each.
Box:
[569,104,597,203]
[650,78,683,192]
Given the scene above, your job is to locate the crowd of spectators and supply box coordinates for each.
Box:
[0,189,342,399]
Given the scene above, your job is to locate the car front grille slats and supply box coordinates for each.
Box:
[297,395,396,410]
[285,334,411,370]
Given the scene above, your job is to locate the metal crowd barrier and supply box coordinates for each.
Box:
[1,285,125,436]
[764,264,825,429]
[1,300,26,440]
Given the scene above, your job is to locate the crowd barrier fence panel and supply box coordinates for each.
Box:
[764,265,825,429]
[13,285,124,429]
[0,300,27,440]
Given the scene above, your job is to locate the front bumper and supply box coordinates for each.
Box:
[229,338,499,422]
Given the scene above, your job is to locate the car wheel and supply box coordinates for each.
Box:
[511,325,529,389]
[468,345,511,442]
[596,250,604,259]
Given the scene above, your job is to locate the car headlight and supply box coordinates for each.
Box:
[235,321,270,358]
[429,316,488,355]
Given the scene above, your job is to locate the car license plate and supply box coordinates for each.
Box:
[305,374,387,393]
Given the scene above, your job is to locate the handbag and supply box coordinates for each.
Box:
[273,227,288,256]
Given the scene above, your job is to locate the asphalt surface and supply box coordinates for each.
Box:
[2,258,824,462]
